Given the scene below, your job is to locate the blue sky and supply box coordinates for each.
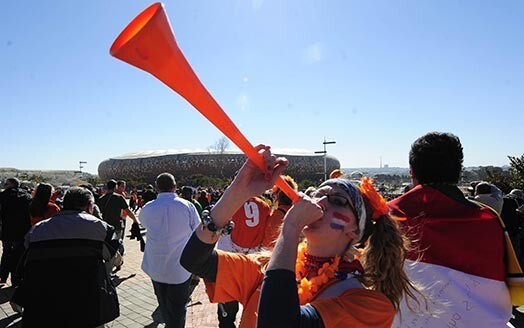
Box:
[1,0,523,174]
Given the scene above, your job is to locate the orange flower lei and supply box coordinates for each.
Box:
[295,243,341,305]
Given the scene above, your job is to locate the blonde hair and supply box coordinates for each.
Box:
[357,202,426,313]
[249,250,272,273]
[329,169,344,179]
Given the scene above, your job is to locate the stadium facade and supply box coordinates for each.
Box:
[98,151,340,184]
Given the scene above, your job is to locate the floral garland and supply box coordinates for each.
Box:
[295,243,341,305]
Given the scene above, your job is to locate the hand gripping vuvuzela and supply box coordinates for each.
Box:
[110,3,299,202]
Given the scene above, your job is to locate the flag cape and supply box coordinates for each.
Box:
[388,185,512,327]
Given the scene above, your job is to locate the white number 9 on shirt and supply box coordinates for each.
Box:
[244,202,260,227]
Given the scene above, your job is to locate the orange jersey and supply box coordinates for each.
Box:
[230,197,271,248]
[205,251,394,328]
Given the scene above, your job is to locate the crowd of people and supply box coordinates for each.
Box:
[1,131,524,327]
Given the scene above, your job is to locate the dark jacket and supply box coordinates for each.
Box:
[12,210,120,327]
[502,196,524,267]
[0,188,31,242]
[141,189,157,205]
[96,192,129,231]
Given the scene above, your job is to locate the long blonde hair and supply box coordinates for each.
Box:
[357,204,426,312]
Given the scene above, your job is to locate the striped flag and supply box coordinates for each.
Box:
[388,185,512,327]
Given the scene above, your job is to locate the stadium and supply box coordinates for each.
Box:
[98,150,340,184]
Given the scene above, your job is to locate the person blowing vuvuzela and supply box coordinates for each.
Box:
[181,145,426,328]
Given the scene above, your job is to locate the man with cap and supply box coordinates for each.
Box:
[474,181,504,215]
[510,189,524,206]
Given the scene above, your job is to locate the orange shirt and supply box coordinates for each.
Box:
[30,202,61,226]
[205,251,264,328]
[313,289,394,327]
[205,251,394,328]
[230,197,271,248]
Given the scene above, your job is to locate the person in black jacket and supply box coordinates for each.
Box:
[11,187,121,327]
[502,190,524,268]
[141,185,157,205]
[0,178,31,284]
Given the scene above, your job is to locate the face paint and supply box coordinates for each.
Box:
[330,211,351,231]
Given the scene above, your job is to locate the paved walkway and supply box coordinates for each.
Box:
[0,218,241,327]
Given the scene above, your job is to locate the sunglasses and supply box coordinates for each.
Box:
[311,187,357,217]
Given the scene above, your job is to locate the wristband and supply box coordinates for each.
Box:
[201,208,234,236]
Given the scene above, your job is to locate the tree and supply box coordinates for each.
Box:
[180,174,231,190]
[485,169,513,194]
[208,136,231,178]
[461,169,479,183]
[29,174,47,184]
[481,155,524,193]
[209,136,230,154]
[18,172,29,181]
[508,154,524,190]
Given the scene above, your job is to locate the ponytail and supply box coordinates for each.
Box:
[353,177,426,313]
[359,214,426,313]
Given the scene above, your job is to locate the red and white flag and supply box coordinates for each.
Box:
[388,185,512,328]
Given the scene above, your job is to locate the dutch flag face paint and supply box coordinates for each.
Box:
[330,211,351,231]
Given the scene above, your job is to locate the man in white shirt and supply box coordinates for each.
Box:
[140,173,200,328]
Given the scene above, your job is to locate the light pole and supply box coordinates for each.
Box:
[79,161,87,174]
[315,138,336,181]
